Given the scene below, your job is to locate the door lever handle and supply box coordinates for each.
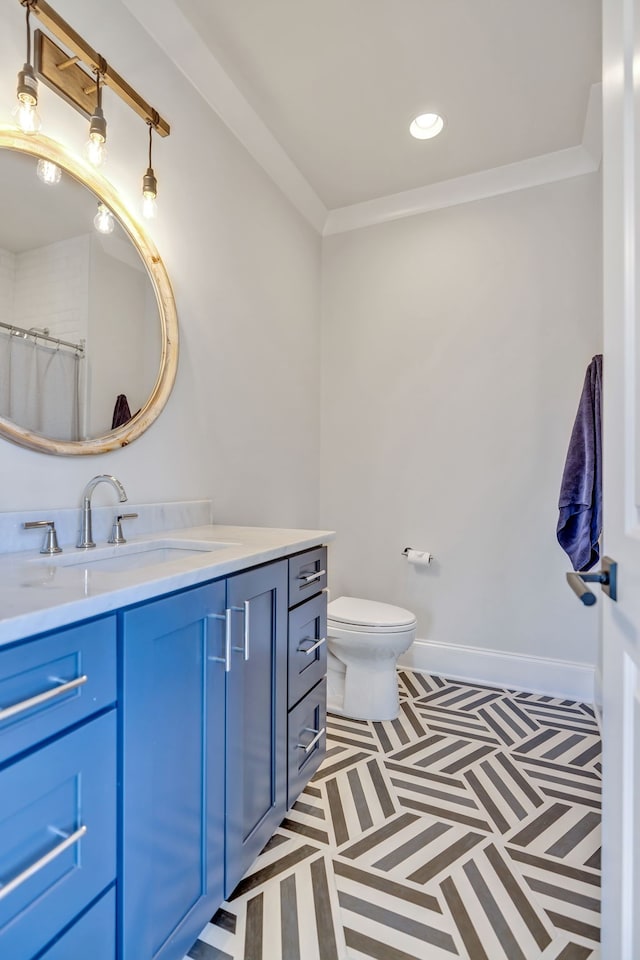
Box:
[566,556,617,605]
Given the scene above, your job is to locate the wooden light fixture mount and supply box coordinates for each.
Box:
[22,0,170,137]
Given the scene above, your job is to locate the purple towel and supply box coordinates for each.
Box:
[111,394,132,429]
[557,355,602,571]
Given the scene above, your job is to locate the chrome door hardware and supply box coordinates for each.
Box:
[297,637,326,656]
[0,675,88,723]
[297,726,326,754]
[207,611,232,672]
[297,569,326,584]
[23,519,62,554]
[0,825,87,903]
[566,556,618,605]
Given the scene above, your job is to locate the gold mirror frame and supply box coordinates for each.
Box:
[0,125,178,455]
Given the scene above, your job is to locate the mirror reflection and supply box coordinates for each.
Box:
[0,148,161,442]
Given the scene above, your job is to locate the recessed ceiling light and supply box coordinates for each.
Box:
[409,113,444,140]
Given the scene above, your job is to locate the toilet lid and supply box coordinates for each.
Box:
[327,596,416,629]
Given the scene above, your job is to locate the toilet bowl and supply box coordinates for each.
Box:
[327,596,416,721]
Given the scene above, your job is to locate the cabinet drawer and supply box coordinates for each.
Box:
[0,616,116,765]
[0,711,116,960]
[39,888,115,960]
[288,547,327,607]
[287,678,326,808]
[288,592,327,708]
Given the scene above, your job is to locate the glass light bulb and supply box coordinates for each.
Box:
[36,159,62,185]
[84,134,107,167]
[12,97,41,134]
[142,194,158,219]
[94,203,115,235]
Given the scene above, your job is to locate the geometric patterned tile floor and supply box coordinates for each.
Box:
[184,671,601,960]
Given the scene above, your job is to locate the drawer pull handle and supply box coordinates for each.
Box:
[0,675,88,723]
[297,637,326,656]
[297,569,326,584]
[0,825,87,902]
[297,726,326,754]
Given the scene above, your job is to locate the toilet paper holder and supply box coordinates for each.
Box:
[401,546,434,563]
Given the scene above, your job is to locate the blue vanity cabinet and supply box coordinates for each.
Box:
[286,548,328,808]
[224,560,288,898]
[119,580,227,960]
[0,617,117,960]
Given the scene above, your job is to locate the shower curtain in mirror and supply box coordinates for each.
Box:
[0,330,81,441]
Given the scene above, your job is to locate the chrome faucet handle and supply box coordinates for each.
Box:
[23,520,62,555]
[108,513,138,545]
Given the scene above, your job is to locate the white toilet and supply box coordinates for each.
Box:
[326,596,417,721]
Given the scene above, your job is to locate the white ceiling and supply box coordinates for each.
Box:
[170,0,601,211]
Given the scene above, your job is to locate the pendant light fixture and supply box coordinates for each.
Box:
[142,119,158,219]
[85,65,107,167]
[12,1,41,134]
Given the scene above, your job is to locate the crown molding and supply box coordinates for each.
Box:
[323,143,598,236]
[121,2,601,238]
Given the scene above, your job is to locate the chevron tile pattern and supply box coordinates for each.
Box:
[185,672,601,960]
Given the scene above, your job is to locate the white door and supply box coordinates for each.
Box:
[601,0,640,956]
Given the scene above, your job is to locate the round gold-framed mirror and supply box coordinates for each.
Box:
[0,125,178,455]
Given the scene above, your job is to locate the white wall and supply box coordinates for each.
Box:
[321,174,602,669]
[0,0,321,526]
[87,234,158,437]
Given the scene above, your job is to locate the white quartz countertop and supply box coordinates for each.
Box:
[0,524,334,647]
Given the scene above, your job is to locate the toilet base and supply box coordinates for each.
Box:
[327,652,402,722]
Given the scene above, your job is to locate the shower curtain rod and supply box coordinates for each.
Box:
[0,320,85,354]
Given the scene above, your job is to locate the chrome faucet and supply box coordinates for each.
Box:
[77,475,128,548]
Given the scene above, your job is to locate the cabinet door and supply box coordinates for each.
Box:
[225,561,287,897]
[0,712,116,960]
[120,580,226,960]
[288,591,327,708]
[38,888,115,960]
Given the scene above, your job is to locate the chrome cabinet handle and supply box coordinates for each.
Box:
[207,611,232,672]
[297,569,326,584]
[0,675,88,723]
[0,825,87,902]
[229,604,250,661]
[207,603,249,669]
[297,726,326,754]
[243,600,250,661]
[297,637,326,656]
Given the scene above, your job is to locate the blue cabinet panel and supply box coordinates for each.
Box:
[288,547,327,607]
[0,711,116,960]
[0,615,116,766]
[225,561,287,898]
[288,592,327,708]
[287,678,327,808]
[38,888,115,960]
[120,580,226,960]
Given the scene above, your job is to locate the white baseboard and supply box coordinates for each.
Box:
[399,639,596,704]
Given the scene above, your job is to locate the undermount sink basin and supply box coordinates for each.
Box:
[31,538,238,574]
